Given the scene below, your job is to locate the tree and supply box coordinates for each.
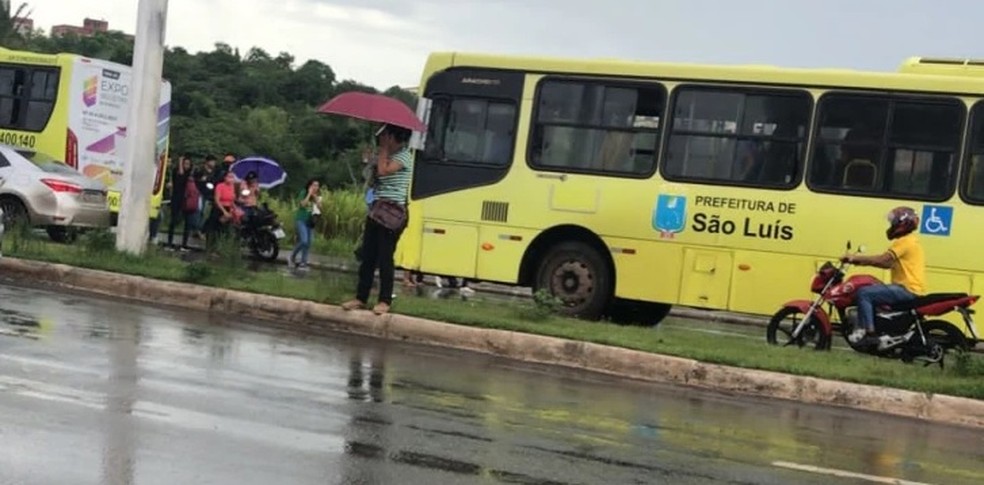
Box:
[0,1,30,48]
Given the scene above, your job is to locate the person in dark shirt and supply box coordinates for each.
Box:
[165,155,193,249]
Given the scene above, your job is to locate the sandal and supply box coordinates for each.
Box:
[372,302,390,315]
[341,299,366,311]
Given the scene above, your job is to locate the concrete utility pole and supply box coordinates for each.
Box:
[116,0,169,254]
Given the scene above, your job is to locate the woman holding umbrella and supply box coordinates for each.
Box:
[341,124,413,315]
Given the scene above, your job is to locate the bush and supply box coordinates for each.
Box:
[515,289,563,322]
[78,229,116,254]
[182,261,213,284]
[952,350,984,377]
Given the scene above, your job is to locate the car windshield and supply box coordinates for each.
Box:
[17,150,78,175]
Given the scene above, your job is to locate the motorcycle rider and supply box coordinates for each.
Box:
[841,206,926,348]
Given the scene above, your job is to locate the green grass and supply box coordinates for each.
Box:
[5,227,984,400]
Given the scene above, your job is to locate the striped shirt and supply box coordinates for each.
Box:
[374,148,413,205]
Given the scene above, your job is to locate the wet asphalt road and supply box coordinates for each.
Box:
[1,283,983,485]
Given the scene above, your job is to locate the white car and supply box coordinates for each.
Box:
[0,145,110,242]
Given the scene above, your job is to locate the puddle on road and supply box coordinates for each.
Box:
[343,440,573,485]
[0,308,40,328]
[0,307,41,340]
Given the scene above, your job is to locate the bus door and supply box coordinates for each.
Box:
[412,68,523,278]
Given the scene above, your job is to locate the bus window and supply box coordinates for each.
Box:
[424,97,516,166]
[663,86,809,188]
[529,79,664,176]
[0,65,58,132]
[0,66,27,128]
[961,101,984,204]
[808,94,961,201]
[25,70,58,131]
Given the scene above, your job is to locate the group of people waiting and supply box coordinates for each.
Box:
[163,152,261,252]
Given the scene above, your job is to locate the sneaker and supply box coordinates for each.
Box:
[460,287,476,298]
[341,300,366,311]
[179,246,191,253]
[848,328,867,344]
[860,334,881,349]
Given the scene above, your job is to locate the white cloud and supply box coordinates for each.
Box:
[25,0,984,91]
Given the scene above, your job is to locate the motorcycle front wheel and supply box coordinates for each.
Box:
[767,306,831,350]
[250,231,280,262]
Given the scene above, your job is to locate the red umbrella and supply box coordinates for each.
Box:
[317,91,426,132]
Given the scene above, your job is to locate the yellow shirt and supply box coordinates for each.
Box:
[888,233,926,295]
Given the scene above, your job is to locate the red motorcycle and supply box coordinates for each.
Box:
[766,242,980,367]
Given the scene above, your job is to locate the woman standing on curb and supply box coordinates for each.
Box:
[290,178,320,269]
[341,124,413,315]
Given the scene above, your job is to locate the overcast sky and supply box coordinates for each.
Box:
[28,0,984,90]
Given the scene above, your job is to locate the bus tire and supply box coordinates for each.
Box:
[535,241,612,320]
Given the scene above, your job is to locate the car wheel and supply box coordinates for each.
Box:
[0,197,28,228]
[46,226,79,244]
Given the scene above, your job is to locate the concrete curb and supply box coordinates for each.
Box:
[2,257,982,430]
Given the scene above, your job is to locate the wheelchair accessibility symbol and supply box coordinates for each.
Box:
[653,195,687,239]
[920,205,953,237]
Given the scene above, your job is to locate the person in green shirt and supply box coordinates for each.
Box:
[289,178,320,269]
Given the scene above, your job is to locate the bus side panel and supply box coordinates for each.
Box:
[151,82,172,218]
[420,221,479,278]
[972,275,984,338]
[476,225,537,284]
[729,251,817,316]
[67,58,172,216]
[68,58,130,209]
[927,270,975,332]
[605,237,682,303]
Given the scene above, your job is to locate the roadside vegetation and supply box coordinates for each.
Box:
[4,225,984,401]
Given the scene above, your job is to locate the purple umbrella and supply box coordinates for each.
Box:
[229,156,287,189]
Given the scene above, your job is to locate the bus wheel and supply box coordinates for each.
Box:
[535,241,612,320]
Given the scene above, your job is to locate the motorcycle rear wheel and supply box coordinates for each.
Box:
[766,307,831,350]
[921,320,969,352]
[250,231,280,262]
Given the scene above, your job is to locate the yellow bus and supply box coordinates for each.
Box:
[0,46,172,225]
[398,51,984,337]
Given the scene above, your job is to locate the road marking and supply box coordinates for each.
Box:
[772,461,935,485]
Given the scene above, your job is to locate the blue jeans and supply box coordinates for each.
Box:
[291,219,313,265]
[856,284,916,332]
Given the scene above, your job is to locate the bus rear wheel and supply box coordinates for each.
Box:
[535,241,612,320]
